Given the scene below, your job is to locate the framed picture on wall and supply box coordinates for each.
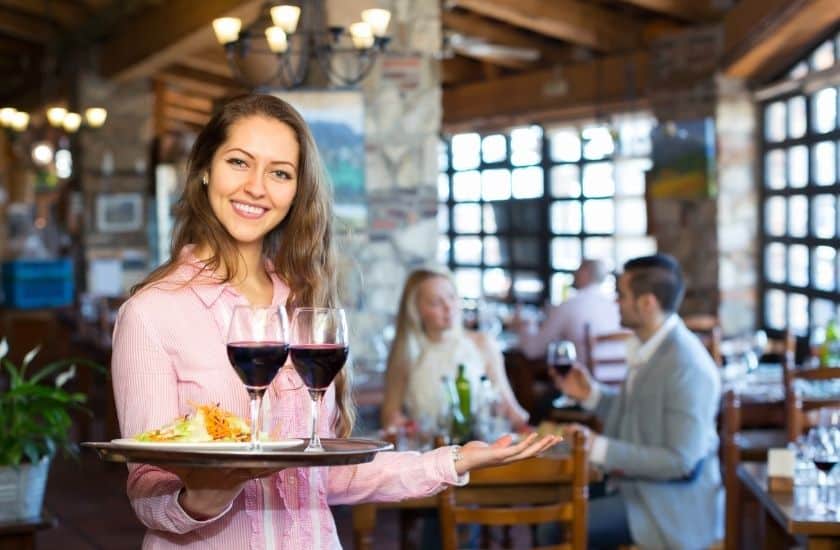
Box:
[269,90,366,230]
[95,192,144,233]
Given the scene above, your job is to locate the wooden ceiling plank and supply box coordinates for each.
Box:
[162,88,215,113]
[448,0,640,52]
[0,7,56,43]
[443,51,649,125]
[614,0,721,22]
[723,0,840,81]
[441,56,485,85]
[156,68,237,99]
[165,104,212,126]
[178,53,233,79]
[101,0,264,81]
[442,10,571,64]
[0,0,89,28]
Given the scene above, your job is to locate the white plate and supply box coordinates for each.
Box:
[110,438,304,452]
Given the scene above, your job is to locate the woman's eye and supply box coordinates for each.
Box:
[271,170,292,180]
[226,158,247,168]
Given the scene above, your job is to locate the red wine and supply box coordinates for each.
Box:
[550,359,573,376]
[227,341,289,388]
[290,344,349,389]
[814,459,837,473]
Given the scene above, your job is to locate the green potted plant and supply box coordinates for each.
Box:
[0,338,99,522]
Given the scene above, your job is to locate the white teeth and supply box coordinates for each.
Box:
[232,201,266,215]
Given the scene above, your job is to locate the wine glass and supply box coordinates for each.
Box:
[548,340,577,409]
[805,427,838,515]
[226,305,289,451]
[289,307,349,452]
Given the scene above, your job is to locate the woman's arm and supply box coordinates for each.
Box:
[381,356,410,429]
[470,331,530,428]
[112,299,236,533]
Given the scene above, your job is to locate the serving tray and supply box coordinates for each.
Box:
[82,438,394,469]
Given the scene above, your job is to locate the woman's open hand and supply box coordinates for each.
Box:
[164,466,283,520]
[453,433,560,476]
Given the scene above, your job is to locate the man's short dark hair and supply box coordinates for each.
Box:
[622,254,685,314]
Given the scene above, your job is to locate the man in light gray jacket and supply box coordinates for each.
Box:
[553,254,723,549]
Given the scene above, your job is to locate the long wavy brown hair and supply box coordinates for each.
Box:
[134,94,354,436]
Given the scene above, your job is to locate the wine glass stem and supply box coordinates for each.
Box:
[247,388,265,451]
[307,389,325,452]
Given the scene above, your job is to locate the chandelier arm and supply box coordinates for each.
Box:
[314,46,379,88]
[224,42,287,90]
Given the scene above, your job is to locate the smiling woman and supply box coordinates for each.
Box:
[109,94,557,550]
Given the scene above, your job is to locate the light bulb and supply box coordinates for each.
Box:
[10,111,29,131]
[63,112,82,133]
[349,22,374,49]
[361,8,390,37]
[46,107,67,127]
[265,26,288,53]
[85,107,107,128]
[270,5,301,34]
[0,107,17,127]
[212,17,242,45]
[32,142,54,166]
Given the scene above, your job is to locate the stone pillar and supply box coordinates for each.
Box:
[715,76,758,336]
[327,0,441,380]
[78,73,154,292]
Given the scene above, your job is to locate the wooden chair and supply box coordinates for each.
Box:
[583,323,632,385]
[782,352,840,442]
[683,314,723,366]
[722,330,796,550]
[438,431,588,550]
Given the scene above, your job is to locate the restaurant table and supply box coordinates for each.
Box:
[0,512,56,550]
[737,462,840,549]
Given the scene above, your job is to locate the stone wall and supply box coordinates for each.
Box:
[715,76,758,336]
[78,73,155,292]
[330,0,442,373]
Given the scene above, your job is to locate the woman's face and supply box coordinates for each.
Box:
[206,115,299,249]
[415,276,460,335]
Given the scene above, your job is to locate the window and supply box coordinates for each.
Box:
[760,32,840,335]
[439,114,656,305]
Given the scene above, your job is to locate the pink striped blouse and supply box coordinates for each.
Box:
[111,249,466,549]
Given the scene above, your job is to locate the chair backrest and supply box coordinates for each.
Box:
[438,431,588,550]
[721,389,743,550]
[683,314,723,366]
[782,348,840,441]
[583,322,632,384]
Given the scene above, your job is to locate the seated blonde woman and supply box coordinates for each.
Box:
[382,267,530,432]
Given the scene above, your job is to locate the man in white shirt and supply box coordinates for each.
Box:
[545,254,723,549]
[516,258,620,366]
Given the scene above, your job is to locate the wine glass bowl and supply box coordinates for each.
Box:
[226,305,289,451]
[289,307,349,452]
[547,340,577,409]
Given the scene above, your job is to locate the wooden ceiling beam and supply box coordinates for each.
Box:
[723,0,840,81]
[0,7,57,43]
[164,105,212,126]
[101,0,263,81]
[443,51,649,125]
[156,65,241,98]
[441,56,485,86]
[613,0,721,22]
[0,0,89,28]
[448,0,640,52]
[442,10,570,65]
[161,88,214,113]
[178,49,233,79]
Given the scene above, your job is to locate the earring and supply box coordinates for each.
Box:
[201,174,208,186]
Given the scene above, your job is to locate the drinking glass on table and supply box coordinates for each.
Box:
[226,305,290,451]
[548,340,577,409]
[290,307,349,452]
[805,427,839,515]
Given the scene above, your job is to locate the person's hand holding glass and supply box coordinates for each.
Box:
[547,340,578,409]
[289,307,349,452]
[226,305,289,451]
